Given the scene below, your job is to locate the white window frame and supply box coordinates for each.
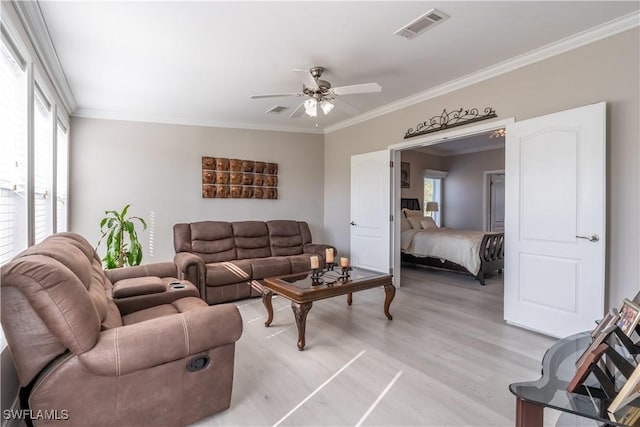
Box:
[423,169,447,227]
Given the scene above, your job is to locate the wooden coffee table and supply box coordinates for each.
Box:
[251,267,395,350]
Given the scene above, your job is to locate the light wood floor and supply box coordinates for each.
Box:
[191,267,557,427]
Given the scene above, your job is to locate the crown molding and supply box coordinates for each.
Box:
[324,10,640,135]
[73,108,325,135]
[12,1,77,114]
[417,142,505,158]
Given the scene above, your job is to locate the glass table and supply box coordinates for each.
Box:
[509,332,636,427]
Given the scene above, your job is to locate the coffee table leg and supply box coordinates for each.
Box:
[347,292,353,306]
[262,290,274,327]
[383,284,395,320]
[251,281,275,327]
[292,302,312,351]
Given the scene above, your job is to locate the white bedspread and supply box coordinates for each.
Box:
[401,228,489,275]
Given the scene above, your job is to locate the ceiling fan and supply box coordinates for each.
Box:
[250,66,382,118]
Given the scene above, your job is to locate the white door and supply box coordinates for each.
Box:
[504,102,606,338]
[350,150,391,273]
[490,174,505,232]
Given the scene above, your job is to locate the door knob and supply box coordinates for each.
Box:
[576,234,599,242]
[350,221,356,226]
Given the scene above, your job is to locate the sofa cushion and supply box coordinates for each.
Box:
[250,256,291,279]
[288,254,316,274]
[121,297,208,325]
[266,220,304,256]
[232,221,271,259]
[112,276,166,299]
[190,221,237,263]
[205,260,252,287]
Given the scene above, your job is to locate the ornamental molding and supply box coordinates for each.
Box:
[404,107,497,139]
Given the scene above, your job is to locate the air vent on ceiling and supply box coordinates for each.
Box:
[265,105,288,114]
[394,9,449,40]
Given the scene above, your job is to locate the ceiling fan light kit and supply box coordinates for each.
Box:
[250,66,381,119]
[304,99,317,117]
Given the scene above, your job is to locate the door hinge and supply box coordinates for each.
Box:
[390,160,394,167]
[390,214,393,222]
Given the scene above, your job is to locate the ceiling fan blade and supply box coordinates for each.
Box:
[250,93,303,99]
[333,99,361,116]
[289,100,306,118]
[332,83,382,96]
[292,69,318,90]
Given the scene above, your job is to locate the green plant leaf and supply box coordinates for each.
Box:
[130,216,147,230]
[98,204,146,269]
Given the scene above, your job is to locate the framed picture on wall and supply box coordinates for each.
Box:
[401,162,410,188]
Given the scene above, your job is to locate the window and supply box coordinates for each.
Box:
[56,121,68,232]
[0,33,27,264]
[0,27,70,265]
[423,169,447,227]
[33,84,54,244]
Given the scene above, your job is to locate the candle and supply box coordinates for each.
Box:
[325,248,334,263]
[310,255,319,269]
[340,257,349,268]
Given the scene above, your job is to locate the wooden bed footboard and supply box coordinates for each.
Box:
[477,232,504,285]
[401,232,504,285]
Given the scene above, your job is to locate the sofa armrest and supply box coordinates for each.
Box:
[174,252,206,297]
[104,262,178,283]
[79,303,242,376]
[303,243,337,258]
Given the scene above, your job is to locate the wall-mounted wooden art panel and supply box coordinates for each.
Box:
[202,157,278,199]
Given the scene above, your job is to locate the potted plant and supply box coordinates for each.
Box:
[97,204,147,269]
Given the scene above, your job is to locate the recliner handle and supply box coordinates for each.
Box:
[186,355,210,372]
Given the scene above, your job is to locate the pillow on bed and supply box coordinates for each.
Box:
[400,216,412,232]
[406,216,423,229]
[402,208,423,218]
[420,217,437,229]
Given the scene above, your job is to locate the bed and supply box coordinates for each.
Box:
[400,198,504,285]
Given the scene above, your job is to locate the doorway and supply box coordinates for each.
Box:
[390,118,514,287]
[483,170,505,232]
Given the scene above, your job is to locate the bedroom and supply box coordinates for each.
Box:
[399,131,505,291]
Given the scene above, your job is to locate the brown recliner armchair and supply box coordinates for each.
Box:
[1,233,242,427]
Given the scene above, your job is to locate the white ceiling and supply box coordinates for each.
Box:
[37,1,639,133]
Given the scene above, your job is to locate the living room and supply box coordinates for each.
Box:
[1,1,639,426]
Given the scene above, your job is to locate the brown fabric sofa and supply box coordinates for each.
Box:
[0,232,242,427]
[174,220,336,304]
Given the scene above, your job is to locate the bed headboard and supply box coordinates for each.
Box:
[401,198,421,211]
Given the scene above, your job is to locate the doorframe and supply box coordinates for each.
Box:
[388,118,515,287]
[482,169,505,232]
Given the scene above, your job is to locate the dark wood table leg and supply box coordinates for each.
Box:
[383,284,395,320]
[262,290,274,327]
[347,292,353,306]
[251,281,275,327]
[292,302,312,351]
[515,398,543,427]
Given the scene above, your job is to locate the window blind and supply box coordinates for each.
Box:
[0,38,27,265]
[56,121,68,232]
[33,85,53,244]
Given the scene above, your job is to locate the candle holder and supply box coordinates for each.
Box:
[326,262,337,271]
[339,266,352,281]
[310,267,325,285]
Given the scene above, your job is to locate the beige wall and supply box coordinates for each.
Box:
[443,148,504,230]
[70,118,325,263]
[399,150,445,209]
[324,28,639,307]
